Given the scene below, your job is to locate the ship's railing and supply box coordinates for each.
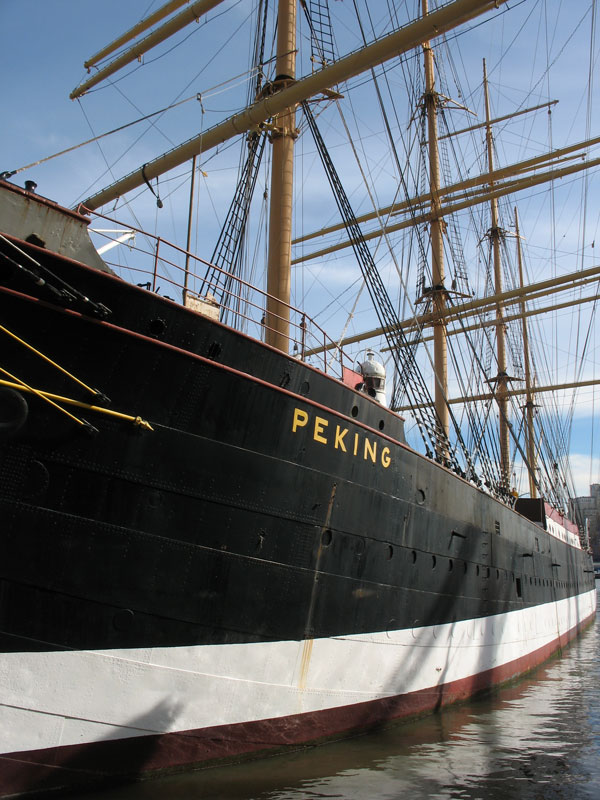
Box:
[88,212,352,379]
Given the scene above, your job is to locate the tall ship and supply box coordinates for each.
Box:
[0,0,597,795]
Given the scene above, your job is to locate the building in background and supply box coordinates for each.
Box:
[572,484,600,561]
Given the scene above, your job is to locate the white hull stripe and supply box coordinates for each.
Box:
[1,590,596,757]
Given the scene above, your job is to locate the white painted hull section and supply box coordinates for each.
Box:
[1,589,596,755]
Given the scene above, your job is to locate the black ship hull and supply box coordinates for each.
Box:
[0,184,596,796]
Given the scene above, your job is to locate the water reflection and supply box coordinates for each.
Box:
[78,602,600,800]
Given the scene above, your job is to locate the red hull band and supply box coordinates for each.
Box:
[0,611,594,798]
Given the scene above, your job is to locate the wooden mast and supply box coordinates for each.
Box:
[515,207,538,498]
[265,0,297,352]
[423,0,449,457]
[292,123,600,247]
[292,151,600,264]
[483,59,511,493]
[71,0,228,99]
[82,0,508,211]
[393,377,600,411]
[83,1,193,69]
[303,264,600,355]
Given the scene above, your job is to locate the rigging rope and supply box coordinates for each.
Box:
[302,99,482,482]
[0,369,97,433]
[0,325,107,402]
[2,94,204,178]
[0,378,153,432]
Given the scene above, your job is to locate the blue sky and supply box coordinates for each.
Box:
[0,0,598,497]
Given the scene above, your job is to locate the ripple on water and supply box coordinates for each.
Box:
[72,606,600,800]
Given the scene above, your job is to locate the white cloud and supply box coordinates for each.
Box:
[567,453,600,499]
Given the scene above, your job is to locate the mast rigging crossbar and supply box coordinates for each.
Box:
[81,0,508,210]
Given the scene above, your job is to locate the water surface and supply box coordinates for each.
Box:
[78,595,600,799]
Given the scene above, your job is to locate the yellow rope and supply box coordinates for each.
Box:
[0,378,153,431]
[0,324,101,398]
[0,369,87,427]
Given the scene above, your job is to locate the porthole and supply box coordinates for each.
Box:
[432,555,437,569]
[351,405,358,418]
[386,545,394,560]
[321,529,332,547]
[300,381,310,396]
[148,490,162,509]
[149,317,167,337]
[24,459,49,499]
[476,565,480,576]
[378,419,385,430]
[449,559,453,572]
[411,550,417,564]
[416,488,426,505]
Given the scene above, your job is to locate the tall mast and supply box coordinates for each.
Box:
[483,59,510,493]
[515,207,537,498]
[265,0,297,352]
[82,0,509,211]
[422,0,449,457]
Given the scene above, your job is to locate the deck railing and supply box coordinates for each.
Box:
[88,211,353,379]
